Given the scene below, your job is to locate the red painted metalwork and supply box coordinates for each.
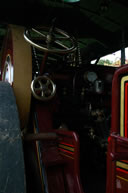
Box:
[31,101,84,193]
[106,64,128,193]
[56,130,84,193]
[58,147,74,155]
[111,65,128,133]
[117,167,128,174]
[125,82,128,137]
[0,28,13,80]
[60,142,74,147]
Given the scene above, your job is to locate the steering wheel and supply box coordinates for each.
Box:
[24,26,77,54]
[31,76,56,101]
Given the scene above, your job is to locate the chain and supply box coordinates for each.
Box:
[77,43,82,66]
[32,46,40,78]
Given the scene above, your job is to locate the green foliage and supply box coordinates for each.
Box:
[98,59,113,65]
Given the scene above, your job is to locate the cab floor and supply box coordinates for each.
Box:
[80,166,106,193]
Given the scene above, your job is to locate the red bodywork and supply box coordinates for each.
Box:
[107,65,128,193]
[29,102,84,193]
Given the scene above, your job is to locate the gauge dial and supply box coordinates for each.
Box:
[84,71,98,83]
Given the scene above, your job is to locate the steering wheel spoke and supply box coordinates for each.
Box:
[31,28,46,39]
[35,87,42,93]
[54,40,70,50]
[45,79,51,86]
[44,89,52,97]
[56,36,70,40]
[24,26,77,54]
[41,91,44,97]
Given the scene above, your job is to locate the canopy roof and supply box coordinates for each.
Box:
[0,0,128,61]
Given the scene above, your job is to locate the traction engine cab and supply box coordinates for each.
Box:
[1,23,128,193]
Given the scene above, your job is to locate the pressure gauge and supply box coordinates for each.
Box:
[84,71,98,83]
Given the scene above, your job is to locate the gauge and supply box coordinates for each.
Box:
[84,71,98,83]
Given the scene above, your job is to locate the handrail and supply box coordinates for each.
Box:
[23,132,57,141]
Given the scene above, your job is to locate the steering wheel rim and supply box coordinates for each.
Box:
[24,27,77,54]
[31,76,56,101]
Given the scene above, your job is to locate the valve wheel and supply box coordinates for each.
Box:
[31,76,56,101]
